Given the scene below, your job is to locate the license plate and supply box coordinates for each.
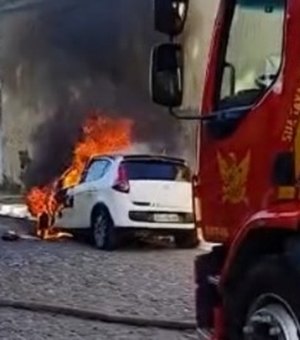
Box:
[154,213,180,223]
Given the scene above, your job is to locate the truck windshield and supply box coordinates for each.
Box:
[123,160,191,182]
[216,0,285,110]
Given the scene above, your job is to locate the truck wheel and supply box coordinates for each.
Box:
[174,229,199,249]
[91,208,119,251]
[226,256,300,340]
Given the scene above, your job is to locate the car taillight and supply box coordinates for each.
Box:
[113,165,130,193]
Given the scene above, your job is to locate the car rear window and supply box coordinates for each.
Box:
[123,160,191,181]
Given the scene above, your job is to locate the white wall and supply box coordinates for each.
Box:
[1,88,34,186]
[182,0,220,108]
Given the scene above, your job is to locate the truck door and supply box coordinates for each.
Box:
[199,0,287,242]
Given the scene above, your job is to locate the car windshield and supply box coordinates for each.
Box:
[123,160,191,181]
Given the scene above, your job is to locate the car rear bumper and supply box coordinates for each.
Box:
[106,191,195,230]
[129,210,193,223]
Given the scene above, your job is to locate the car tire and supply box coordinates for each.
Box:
[174,228,199,249]
[225,255,300,340]
[91,207,120,251]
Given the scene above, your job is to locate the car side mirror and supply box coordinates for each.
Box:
[154,0,189,36]
[150,43,184,108]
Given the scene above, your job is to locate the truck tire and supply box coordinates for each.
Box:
[174,229,199,249]
[225,256,300,340]
[91,207,120,251]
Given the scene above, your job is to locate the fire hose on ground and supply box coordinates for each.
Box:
[0,298,196,331]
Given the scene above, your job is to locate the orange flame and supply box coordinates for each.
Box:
[25,183,58,217]
[62,115,132,188]
[26,113,132,239]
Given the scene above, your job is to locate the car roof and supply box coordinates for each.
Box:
[91,154,187,165]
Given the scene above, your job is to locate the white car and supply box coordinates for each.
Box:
[54,154,198,250]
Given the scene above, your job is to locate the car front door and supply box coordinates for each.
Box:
[54,186,76,229]
[70,158,112,228]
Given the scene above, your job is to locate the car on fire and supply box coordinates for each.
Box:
[51,154,199,250]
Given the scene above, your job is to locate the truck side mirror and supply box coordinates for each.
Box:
[150,43,184,108]
[154,0,189,36]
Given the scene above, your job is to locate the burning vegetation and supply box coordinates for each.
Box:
[26,113,132,239]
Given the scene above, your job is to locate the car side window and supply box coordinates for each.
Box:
[84,160,111,183]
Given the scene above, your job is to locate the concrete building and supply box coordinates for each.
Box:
[1,88,34,189]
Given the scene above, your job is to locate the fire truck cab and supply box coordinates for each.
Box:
[150,0,300,339]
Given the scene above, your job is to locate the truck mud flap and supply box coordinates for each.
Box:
[194,246,225,330]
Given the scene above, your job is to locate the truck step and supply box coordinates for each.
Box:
[197,327,213,340]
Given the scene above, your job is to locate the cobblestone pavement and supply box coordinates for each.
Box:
[0,218,202,339]
[0,310,197,340]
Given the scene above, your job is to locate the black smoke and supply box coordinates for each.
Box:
[0,0,183,188]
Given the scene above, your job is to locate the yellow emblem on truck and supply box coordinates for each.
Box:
[217,150,251,204]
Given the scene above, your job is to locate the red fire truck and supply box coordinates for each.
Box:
[150,0,300,339]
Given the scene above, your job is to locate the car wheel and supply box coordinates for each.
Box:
[91,208,119,251]
[174,228,199,249]
[225,256,300,340]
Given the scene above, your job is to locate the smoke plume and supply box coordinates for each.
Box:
[0,0,185,188]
